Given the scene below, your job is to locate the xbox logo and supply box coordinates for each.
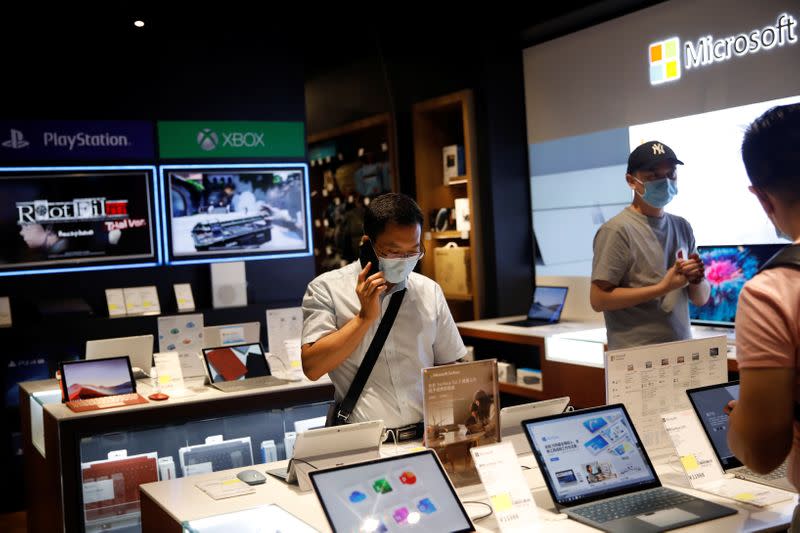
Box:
[197,128,219,151]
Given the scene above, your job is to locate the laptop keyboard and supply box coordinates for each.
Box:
[741,462,788,481]
[67,393,148,412]
[571,487,695,524]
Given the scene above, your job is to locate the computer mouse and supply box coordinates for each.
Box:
[237,469,266,485]
[148,392,169,401]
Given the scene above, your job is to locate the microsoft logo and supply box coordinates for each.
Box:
[649,37,681,85]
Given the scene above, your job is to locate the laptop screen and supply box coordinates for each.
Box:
[524,405,659,507]
[202,343,270,383]
[61,357,135,402]
[528,286,568,322]
[687,382,741,470]
[309,450,473,533]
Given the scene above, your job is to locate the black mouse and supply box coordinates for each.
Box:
[237,469,266,485]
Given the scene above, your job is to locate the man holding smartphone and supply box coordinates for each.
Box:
[301,193,465,438]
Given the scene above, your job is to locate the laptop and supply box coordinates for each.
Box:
[59,356,149,412]
[309,449,474,533]
[523,404,736,532]
[687,381,793,491]
[267,420,385,492]
[203,321,261,348]
[86,334,154,378]
[500,396,570,455]
[178,436,254,477]
[201,342,287,392]
[501,285,568,327]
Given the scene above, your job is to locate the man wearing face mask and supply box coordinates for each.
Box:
[301,193,466,436]
[590,141,710,350]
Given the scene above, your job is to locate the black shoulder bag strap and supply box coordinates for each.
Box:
[331,288,407,426]
[757,244,800,421]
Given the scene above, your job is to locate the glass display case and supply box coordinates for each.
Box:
[76,401,331,533]
[29,388,62,457]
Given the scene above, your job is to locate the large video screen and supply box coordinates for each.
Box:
[530,94,800,277]
[0,166,160,276]
[161,164,311,264]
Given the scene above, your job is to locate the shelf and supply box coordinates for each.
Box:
[499,382,545,400]
[430,231,469,240]
[445,293,473,302]
[446,177,468,186]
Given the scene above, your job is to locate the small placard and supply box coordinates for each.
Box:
[471,442,540,532]
[105,289,126,317]
[153,351,186,392]
[123,286,161,316]
[173,283,196,312]
[0,297,11,327]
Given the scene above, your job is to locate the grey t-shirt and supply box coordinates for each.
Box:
[592,207,697,350]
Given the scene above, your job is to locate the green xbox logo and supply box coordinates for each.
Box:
[196,128,219,151]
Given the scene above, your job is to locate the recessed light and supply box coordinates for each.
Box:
[134,20,145,28]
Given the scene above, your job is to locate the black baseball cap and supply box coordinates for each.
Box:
[627,141,684,174]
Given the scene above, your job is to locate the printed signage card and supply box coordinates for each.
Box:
[422,359,499,487]
[266,307,303,370]
[662,410,794,507]
[471,442,540,532]
[152,352,186,394]
[157,314,205,380]
[173,283,196,312]
[123,286,161,316]
[605,336,727,454]
[105,289,126,317]
[0,297,11,327]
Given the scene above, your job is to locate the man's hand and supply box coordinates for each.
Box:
[356,262,387,322]
[678,252,706,284]
[660,263,689,292]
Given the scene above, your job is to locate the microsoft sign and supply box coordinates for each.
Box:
[158,121,305,158]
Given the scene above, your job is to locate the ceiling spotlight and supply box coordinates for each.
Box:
[134,20,145,28]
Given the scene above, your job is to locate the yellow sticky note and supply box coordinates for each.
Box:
[680,455,699,472]
[178,298,187,304]
[109,304,118,310]
[223,479,240,486]
[158,375,171,384]
[143,300,152,308]
[291,360,302,368]
[126,303,135,309]
[735,493,755,502]
[491,493,513,512]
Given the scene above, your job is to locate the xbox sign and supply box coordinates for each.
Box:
[159,120,305,159]
[197,128,219,151]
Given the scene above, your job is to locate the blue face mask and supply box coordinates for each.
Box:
[379,255,419,283]
[635,177,678,208]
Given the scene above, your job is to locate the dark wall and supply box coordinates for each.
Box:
[306,28,535,317]
[0,13,313,512]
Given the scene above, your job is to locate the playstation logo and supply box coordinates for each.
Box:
[2,129,30,149]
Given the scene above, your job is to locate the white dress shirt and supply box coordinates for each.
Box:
[302,261,466,427]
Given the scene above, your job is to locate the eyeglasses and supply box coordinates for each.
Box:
[373,244,426,261]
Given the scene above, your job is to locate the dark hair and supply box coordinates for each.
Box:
[741,103,800,203]
[363,193,423,241]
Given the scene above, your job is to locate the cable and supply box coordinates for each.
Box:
[461,501,493,521]
[266,354,289,373]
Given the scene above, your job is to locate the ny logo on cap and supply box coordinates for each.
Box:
[652,143,665,155]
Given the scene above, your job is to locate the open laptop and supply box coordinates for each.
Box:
[500,396,570,455]
[201,342,287,392]
[86,334,154,378]
[267,420,385,492]
[501,285,568,327]
[523,404,736,532]
[309,449,474,533]
[203,321,261,347]
[59,356,148,412]
[687,381,793,491]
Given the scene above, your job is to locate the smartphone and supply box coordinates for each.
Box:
[359,241,380,277]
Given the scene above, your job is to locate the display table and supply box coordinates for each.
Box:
[457,318,740,408]
[19,376,334,533]
[139,445,796,532]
